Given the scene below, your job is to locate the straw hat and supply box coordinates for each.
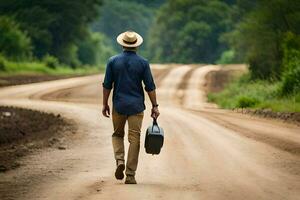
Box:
[117,31,143,48]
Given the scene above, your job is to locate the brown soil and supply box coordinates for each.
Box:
[0,74,85,87]
[177,67,197,105]
[0,106,75,172]
[151,67,172,86]
[177,67,197,90]
[190,109,300,157]
[204,67,245,93]
[233,108,300,125]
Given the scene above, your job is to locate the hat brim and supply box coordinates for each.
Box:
[117,32,143,48]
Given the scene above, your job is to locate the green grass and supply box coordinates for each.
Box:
[0,58,103,76]
[208,74,300,112]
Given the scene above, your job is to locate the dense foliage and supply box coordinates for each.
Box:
[0,0,103,66]
[0,16,32,60]
[149,0,299,83]
[92,0,164,53]
[207,0,300,111]
[77,31,116,66]
[148,0,234,63]
[226,0,300,80]
[280,32,300,95]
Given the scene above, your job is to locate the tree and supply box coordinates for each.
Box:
[0,0,102,65]
[147,0,233,63]
[224,0,300,79]
[77,31,116,65]
[0,16,32,60]
[92,0,157,53]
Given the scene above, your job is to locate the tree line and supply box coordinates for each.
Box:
[0,0,299,95]
[148,0,234,64]
[0,0,114,68]
[0,0,163,68]
[92,0,164,54]
[148,0,299,95]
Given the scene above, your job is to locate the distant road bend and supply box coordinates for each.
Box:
[0,64,299,200]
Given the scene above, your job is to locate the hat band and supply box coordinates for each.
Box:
[123,38,137,44]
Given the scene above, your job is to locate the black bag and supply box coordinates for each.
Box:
[144,118,164,155]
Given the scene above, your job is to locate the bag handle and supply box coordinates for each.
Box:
[153,118,158,126]
[152,118,160,132]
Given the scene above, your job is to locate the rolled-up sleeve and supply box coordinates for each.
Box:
[102,60,113,89]
[143,61,156,92]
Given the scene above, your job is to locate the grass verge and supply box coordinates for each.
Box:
[208,73,300,112]
[0,58,103,76]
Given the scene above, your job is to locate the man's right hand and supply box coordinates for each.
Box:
[151,107,160,119]
[102,104,110,118]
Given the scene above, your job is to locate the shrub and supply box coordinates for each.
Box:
[217,50,235,64]
[77,32,116,65]
[57,44,81,68]
[0,16,32,60]
[0,55,7,71]
[281,32,300,72]
[281,65,300,95]
[237,96,259,108]
[280,32,300,95]
[43,55,59,69]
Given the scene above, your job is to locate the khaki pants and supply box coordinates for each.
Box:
[112,109,144,176]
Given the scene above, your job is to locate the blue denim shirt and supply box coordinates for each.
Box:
[103,51,156,115]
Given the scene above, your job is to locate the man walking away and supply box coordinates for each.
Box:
[102,31,160,184]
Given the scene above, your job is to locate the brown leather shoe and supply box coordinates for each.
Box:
[125,175,137,184]
[115,161,125,180]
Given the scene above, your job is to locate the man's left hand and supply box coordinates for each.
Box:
[102,104,110,118]
[151,107,160,119]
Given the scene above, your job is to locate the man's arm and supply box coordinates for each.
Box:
[147,90,158,106]
[143,61,160,119]
[147,90,160,119]
[102,87,111,117]
[102,59,113,118]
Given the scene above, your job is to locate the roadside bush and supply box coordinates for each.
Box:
[280,32,300,95]
[217,50,235,64]
[0,16,32,60]
[0,55,7,71]
[77,32,116,65]
[281,32,300,72]
[57,44,81,68]
[43,55,59,69]
[295,93,300,103]
[281,65,300,95]
[237,96,259,108]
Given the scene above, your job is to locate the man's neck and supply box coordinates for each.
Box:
[123,47,137,52]
[123,50,137,54]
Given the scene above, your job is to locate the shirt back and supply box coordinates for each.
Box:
[103,51,156,115]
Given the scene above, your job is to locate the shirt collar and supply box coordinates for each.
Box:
[123,50,137,54]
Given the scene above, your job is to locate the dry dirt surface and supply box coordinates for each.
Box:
[0,74,87,87]
[0,64,299,200]
[0,106,75,173]
[204,64,247,93]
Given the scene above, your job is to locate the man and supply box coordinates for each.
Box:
[102,31,160,184]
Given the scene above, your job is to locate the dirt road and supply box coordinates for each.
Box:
[0,64,299,200]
